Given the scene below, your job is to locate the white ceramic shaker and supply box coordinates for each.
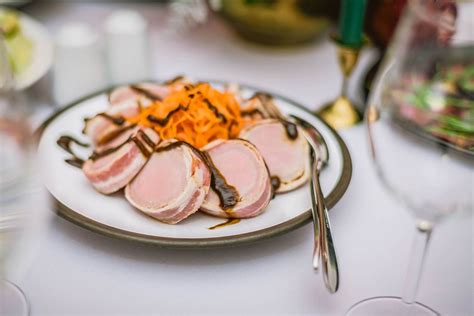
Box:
[53,23,108,106]
[104,10,151,85]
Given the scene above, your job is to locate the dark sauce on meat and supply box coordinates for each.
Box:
[147,104,188,127]
[137,130,156,149]
[154,141,240,210]
[203,99,227,123]
[240,108,264,117]
[227,119,237,137]
[184,84,195,91]
[154,140,187,154]
[89,143,126,161]
[208,218,240,230]
[90,130,156,161]
[130,85,163,101]
[97,124,137,146]
[165,75,184,85]
[131,136,152,158]
[271,176,281,192]
[200,151,239,210]
[97,113,126,125]
[82,113,125,134]
[280,120,298,140]
[254,92,273,101]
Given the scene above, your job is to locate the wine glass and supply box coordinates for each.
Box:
[347,0,473,315]
[0,35,51,315]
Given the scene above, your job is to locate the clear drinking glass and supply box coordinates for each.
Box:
[347,0,473,315]
[0,35,51,315]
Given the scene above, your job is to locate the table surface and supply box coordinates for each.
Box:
[14,2,473,315]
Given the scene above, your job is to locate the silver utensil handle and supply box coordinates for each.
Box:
[313,164,339,293]
[309,160,321,271]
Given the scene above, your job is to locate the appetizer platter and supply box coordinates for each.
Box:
[0,7,53,90]
[37,78,351,247]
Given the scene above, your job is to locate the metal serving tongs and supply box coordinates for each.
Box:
[252,98,339,293]
[290,114,340,294]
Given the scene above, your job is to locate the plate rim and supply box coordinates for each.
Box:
[36,81,352,248]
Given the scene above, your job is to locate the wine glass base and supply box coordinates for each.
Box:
[346,296,439,316]
[0,279,29,316]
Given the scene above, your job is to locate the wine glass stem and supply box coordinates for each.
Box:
[402,221,433,304]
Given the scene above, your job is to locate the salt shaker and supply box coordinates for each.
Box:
[104,10,151,85]
[53,23,108,106]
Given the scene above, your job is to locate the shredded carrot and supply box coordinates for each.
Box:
[127,83,245,148]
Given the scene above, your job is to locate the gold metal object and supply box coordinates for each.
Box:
[317,37,365,129]
[366,105,379,123]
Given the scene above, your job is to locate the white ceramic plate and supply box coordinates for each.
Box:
[0,7,54,90]
[37,83,351,248]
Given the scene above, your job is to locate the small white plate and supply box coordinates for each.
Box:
[0,7,54,90]
[37,83,352,248]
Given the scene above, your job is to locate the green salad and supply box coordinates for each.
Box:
[388,60,474,153]
[0,10,33,74]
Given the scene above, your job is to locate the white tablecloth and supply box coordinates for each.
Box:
[17,2,473,315]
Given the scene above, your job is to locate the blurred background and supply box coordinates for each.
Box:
[1,0,412,121]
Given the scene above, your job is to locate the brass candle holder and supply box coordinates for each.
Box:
[317,36,367,129]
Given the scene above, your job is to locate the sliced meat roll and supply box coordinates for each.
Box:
[125,141,211,224]
[130,83,171,101]
[82,128,159,194]
[240,93,283,122]
[108,80,190,107]
[109,84,168,106]
[95,125,140,153]
[83,101,141,146]
[200,139,272,219]
[108,86,153,107]
[240,119,310,193]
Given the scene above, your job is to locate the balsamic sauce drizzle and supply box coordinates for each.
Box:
[154,140,187,154]
[98,113,126,125]
[97,124,137,146]
[280,120,298,140]
[203,99,228,123]
[138,130,156,149]
[132,136,152,158]
[154,141,240,210]
[89,142,127,161]
[82,113,125,134]
[130,85,163,101]
[147,104,189,126]
[200,151,239,210]
[56,136,90,169]
[240,108,264,117]
[208,218,241,230]
[270,176,281,192]
[65,157,85,169]
[184,84,195,91]
[59,129,157,168]
[57,135,89,155]
[165,75,184,85]
[89,129,156,161]
[227,119,237,137]
[244,92,298,140]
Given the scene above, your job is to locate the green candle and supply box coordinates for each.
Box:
[339,0,367,47]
